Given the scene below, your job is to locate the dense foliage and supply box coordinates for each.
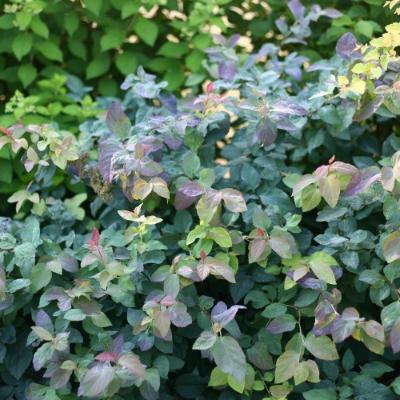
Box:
[3,1,400,399]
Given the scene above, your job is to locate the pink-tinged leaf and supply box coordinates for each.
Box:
[106,102,131,139]
[221,188,247,213]
[88,227,100,246]
[206,82,214,94]
[200,249,206,261]
[0,127,11,135]
[343,166,381,196]
[249,239,267,262]
[118,353,147,380]
[383,232,400,263]
[153,307,171,337]
[209,259,236,283]
[271,99,307,116]
[98,140,121,183]
[161,295,176,306]
[256,117,277,147]
[330,161,358,176]
[95,352,116,362]
[364,320,385,342]
[390,321,400,353]
[329,155,335,164]
[319,173,340,208]
[109,334,124,356]
[269,236,292,258]
[315,165,329,180]
[292,174,317,196]
[49,368,73,390]
[197,262,210,280]
[79,363,116,397]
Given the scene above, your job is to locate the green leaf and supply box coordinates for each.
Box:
[100,29,126,52]
[116,51,138,75]
[319,173,340,208]
[12,35,32,61]
[301,186,321,212]
[212,336,246,382]
[309,261,336,285]
[294,362,309,385]
[262,303,287,319]
[30,15,49,39]
[182,152,201,178]
[91,312,112,327]
[64,13,79,36]
[228,374,245,393]
[17,64,37,89]
[208,227,232,248]
[134,16,159,47]
[209,366,228,386]
[308,251,337,266]
[193,331,217,350]
[30,263,52,294]
[342,349,355,372]
[35,41,63,62]
[121,2,140,18]
[157,42,190,57]
[303,389,337,400]
[16,11,32,30]
[86,53,110,79]
[84,0,103,17]
[31,326,52,341]
[274,350,300,383]
[383,232,400,263]
[304,334,339,361]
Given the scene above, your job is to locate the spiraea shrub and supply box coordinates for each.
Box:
[2,1,400,400]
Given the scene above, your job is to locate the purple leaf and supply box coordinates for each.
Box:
[0,294,13,311]
[353,93,384,122]
[288,0,305,20]
[212,34,226,46]
[322,8,343,18]
[35,310,54,335]
[256,117,277,147]
[336,32,357,59]
[139,160,163,177]
[99,140,121,183]
[266,314,297,334]
[109,334,124,357]
[221,188,247,213]
[227,34,241,48]
[106,102,131,139]
[218,60,236,81]
[58,252,79,273]
[94,352,116,362]
[118,353,147,380]
[174,181,205,210]
[391,321,400,353]
[211,305,246,327]
[297,276,326,291]
[331,316,356,343]
[285,66,303,82]
[343,166,381,196]
[247,342,274,370]
[332,266,343,281]
[163,131,183,150]
[158,90,178,114]
[271,99,307,116]
[50,368,73,390]
[211,301,227,317]
[168,303,192,327]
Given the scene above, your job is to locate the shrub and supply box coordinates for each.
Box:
[2,2,400,400]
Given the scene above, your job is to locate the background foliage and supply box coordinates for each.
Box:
[2,0,400,400]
